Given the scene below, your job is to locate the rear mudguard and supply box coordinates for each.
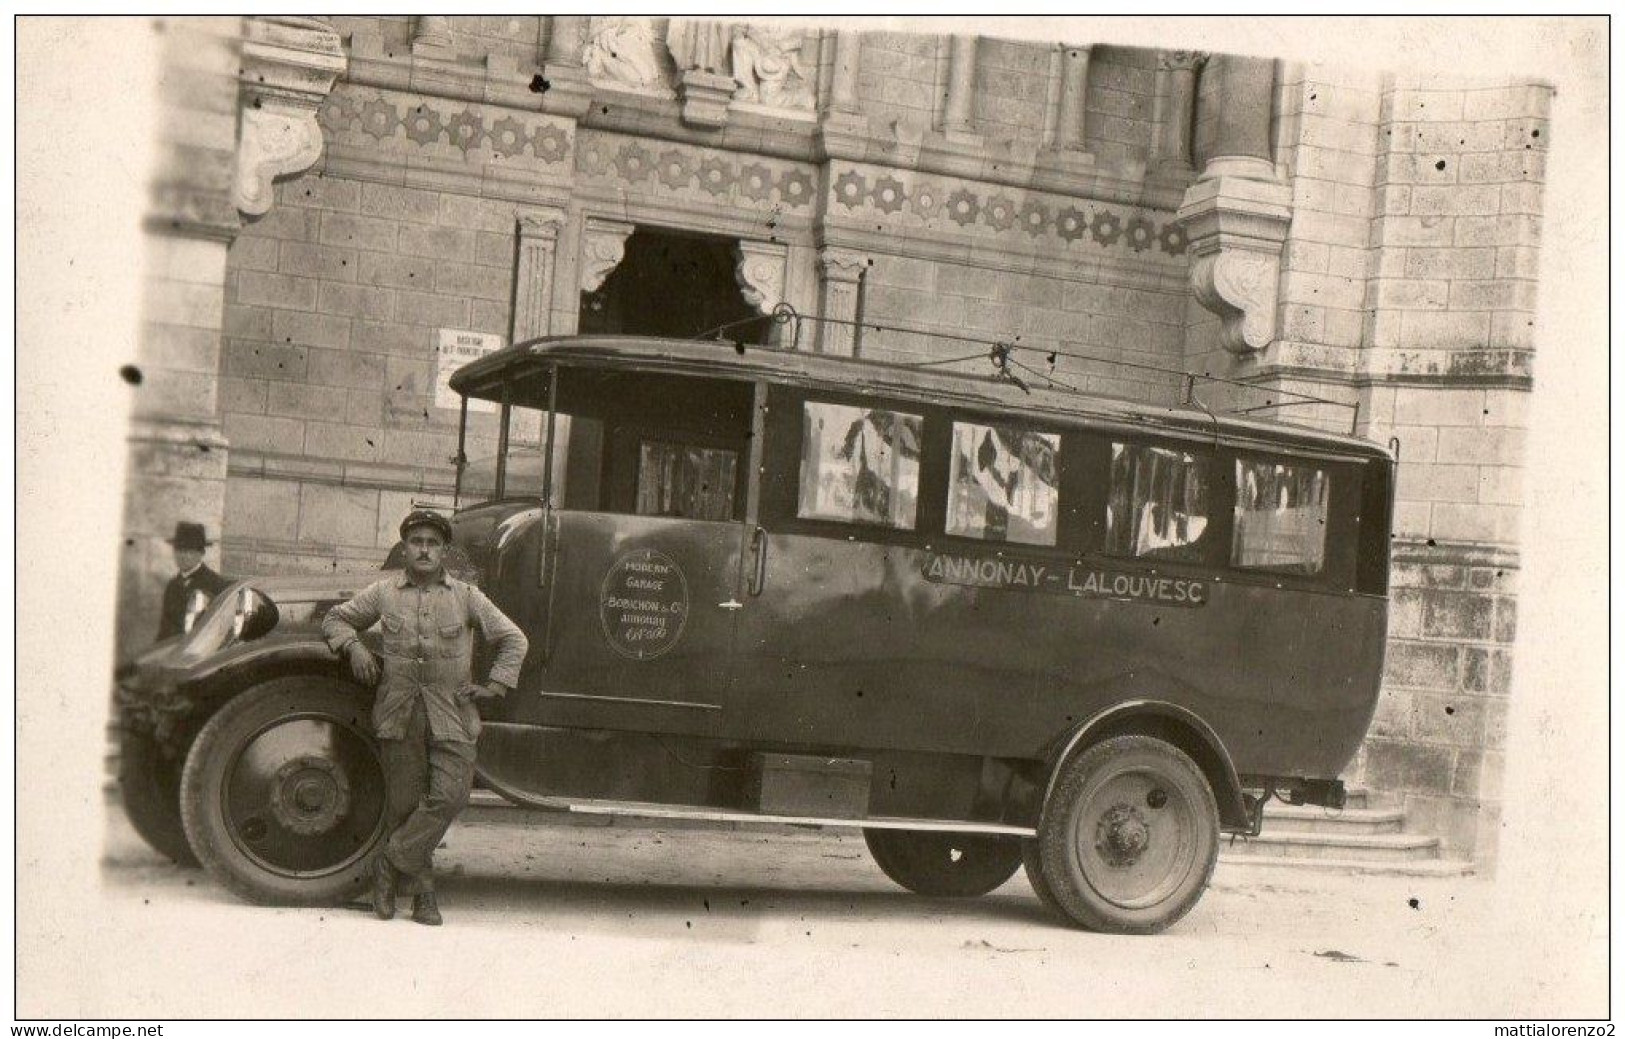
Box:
[1033,699,1250,831]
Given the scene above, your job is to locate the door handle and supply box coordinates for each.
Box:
[748,525,768,597]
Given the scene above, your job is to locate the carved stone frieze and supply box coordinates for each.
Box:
[580,218,636,294]
[234,17,346,217]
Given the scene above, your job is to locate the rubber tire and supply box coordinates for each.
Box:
[1034,735,1219,935]
[180,676,383,906]
[118,726,200,868]
[864,829,1022,898]
[1021,837,1064,916]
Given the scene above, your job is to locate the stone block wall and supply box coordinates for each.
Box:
[1083,46,1159,168]
[972,38,1051,142]
[857,32,943,128]
[1365,75,1548,382]
[1353,547,1517,862]
[219,171,516,577]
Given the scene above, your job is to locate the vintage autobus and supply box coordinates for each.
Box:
[117,323,1393,934]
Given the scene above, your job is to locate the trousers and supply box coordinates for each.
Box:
[377,697,477,895]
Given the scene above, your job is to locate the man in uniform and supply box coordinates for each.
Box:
[321,509,528,926]
[157,521,229,642]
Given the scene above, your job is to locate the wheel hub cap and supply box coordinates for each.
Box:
[1095,803,1151,867]
[269,755,351,836]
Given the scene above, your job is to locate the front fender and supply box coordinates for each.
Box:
[119,632,352,752]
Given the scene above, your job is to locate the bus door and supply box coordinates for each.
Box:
[508,366,758,741]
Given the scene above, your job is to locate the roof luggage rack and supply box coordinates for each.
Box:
[691,304,1363,436]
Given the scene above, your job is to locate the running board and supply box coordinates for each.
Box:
[480,790,1037,837]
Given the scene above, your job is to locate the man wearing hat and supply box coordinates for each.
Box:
[321,509,528,926]
[157,521,230,641]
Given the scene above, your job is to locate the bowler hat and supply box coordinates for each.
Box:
[399,509,453,543]
[165,522,212,552]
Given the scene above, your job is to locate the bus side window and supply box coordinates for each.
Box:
[1230,455,1331,575]
[1103,442,1212,563]
[943,421,1060,547]
[796,400,923,529]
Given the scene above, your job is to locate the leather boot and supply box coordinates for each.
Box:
[412,891,443,927]
[371,854,397,921]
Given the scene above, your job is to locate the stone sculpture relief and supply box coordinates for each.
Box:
[731,24,814,110]
[579,18,816,112]
[666,19,733,74]
[582,16,663,90]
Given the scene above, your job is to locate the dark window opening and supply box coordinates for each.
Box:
[579,227,771,344]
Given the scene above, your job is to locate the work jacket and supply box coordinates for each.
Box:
[321,570,528,743]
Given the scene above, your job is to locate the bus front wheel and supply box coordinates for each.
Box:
[180,676,387,906]
[863,829,1022,898]
[1034,735,1219,934]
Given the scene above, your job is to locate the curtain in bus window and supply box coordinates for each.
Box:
[1104,443,1210,562]
[1231,458,1330,574]
[797,402,922,529]
[945,422,1059,546]
[635,441,739,521]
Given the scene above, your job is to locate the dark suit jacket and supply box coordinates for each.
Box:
[157,564,230,641]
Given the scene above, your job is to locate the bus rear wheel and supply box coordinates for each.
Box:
[1034,735,1218,934]
[180,676,387,906]
[864,829,1022,898]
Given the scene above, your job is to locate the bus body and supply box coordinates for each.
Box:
[119,333,1393,933]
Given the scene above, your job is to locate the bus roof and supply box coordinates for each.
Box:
[448,335,1393,462]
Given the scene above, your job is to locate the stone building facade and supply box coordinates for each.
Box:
[120,16,1548,868]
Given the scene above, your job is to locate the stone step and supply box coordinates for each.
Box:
[1217,854,1475,878]
[1338,787,1373,809]
[1262,804,1406,835]
[1221,830,1440,862]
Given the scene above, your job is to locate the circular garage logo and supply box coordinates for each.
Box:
[599,549,689,660]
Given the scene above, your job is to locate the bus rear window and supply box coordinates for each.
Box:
[945,422,1060,546]
[1105,443,1210,563]
[797,401,922,529]
[1231,457,1330,575]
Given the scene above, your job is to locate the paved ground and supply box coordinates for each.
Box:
[48,805,1608,1018]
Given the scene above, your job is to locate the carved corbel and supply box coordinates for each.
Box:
[580,218,636,293]
[1175,175,1292,354]
[233,17,347,217]
[735,240,788,314]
